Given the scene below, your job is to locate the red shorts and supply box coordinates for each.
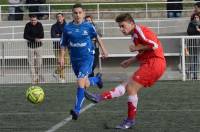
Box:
[132,58,166,87]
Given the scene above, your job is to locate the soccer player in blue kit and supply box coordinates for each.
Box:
[60,3,108,120]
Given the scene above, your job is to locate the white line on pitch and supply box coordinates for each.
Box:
[2,109,200,116]
[45,103,95,132]
[0,112,68,115]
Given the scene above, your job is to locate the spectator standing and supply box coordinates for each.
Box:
[85,15,102,77]
[191,2,200,20]
[187,12,200,79]
[8,0,23,20]
[23,15,44,84]
[38,0,49,20]
[51,13,69,83]
[26,0,44,19]
[166,0,183,18]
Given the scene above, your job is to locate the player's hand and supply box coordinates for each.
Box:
[185,48,189,56]
[35,38,41,42]
[129,45,137,52]
[120,59,132,68]
[101,50,108,59]
[56,34,61,37]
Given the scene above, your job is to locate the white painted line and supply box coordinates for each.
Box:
[0,112,67,115]
[45,103,95,132]
[1,109,200,116]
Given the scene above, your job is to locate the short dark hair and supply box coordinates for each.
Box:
[85,15,93,20]
[191,12,200,20]
[115,13,135,23]
[194,2,200,8]
[30,15,37,19]
[56,13,64,16]
[72,3,84,11]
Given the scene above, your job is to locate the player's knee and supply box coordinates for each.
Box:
[77,78,86,88]
[85,79,90,88]
[127,86,137,95]
[126,81,141,95]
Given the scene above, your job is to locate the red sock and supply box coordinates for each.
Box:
[101,84,126,100]
[128,102,137,120]
[101,90,113,100]
[127,95,138,120]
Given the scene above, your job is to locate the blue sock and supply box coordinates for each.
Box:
[89,76,100,86]
[74,87,85,113]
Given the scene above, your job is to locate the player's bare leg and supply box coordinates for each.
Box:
[116,80,143,129]
[84,78,143,129]
[84,81,127,103]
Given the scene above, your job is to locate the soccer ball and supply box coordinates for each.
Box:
[26,86,45,104]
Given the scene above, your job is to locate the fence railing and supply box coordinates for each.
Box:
[0,39,75,84]
[0,1,196,21]
[0,36,199,84]
[0,18,190,39]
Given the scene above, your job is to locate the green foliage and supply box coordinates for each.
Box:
[0,0,7,5]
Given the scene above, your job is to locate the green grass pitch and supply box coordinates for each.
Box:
[0,81,200,132]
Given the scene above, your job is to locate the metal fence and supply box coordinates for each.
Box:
[0,18,190,39]
[184,37,200,81]
[0,1,196,21]
[0,36,199,84]
[0,39,75,84]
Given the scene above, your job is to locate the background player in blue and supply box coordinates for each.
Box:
[60,3,108,120]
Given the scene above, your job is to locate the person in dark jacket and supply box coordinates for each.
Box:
[166,0,183,18]
[186,12,200,79]
[51,13,69,83]
[85,15,102,77]
[23,15,44,83]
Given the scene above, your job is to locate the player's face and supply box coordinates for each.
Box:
[56,14,64,23]
[30,17,38,26]
[194,15,200,21]
[72,7,85,24]
[85,17,92,23]
[118,21,135,35]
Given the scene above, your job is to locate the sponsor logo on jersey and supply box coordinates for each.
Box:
[82,30,88,35]
[70,42,87,47]
[67,31,72,34]
[75,29,79,32]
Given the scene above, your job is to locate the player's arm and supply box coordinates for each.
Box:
[120,56,137,68]
[89,24,108,58]
[96,35,108,58]
[129,44,151,52]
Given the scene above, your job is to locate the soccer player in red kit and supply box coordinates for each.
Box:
[85,13,166,129]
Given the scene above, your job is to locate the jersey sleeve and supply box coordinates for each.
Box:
[60,26,69,48]
[135,26,158,50]
[88,24,98,39]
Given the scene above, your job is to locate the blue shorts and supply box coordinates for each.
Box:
[71,56,94,79]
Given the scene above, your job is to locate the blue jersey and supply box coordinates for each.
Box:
[60,21,97,61]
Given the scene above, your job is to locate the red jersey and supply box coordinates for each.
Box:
[131,24,165,63]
